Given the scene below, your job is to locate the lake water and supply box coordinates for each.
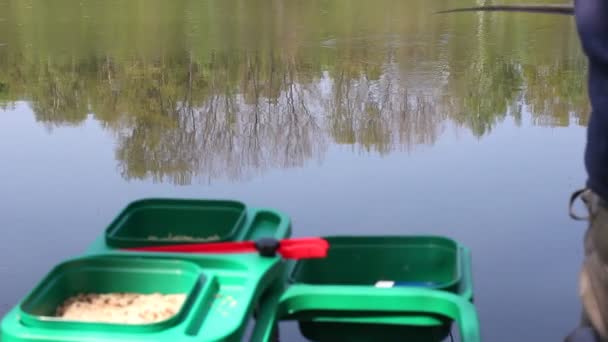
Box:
[0,0,592,340]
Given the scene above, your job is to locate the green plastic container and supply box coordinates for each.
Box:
[283,236,472,342]
[19,256,204,332]
[274,286,480,342]
[2,253,286,342]
[249,273,480,342]
[294,248,474,341]
[1,198,480,342]
[105,198,247,248]
[290,236,461,292]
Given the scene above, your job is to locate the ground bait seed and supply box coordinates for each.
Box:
[147,234,221,241]
[55,292,187,324]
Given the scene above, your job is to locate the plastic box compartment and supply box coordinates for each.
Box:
[105,198,247,248]
[286,236,468,342]
[19,256,204,332]
[298,319,451,342]
[290,236,461,292]
[2,251,287,342]
[274,285,480,342]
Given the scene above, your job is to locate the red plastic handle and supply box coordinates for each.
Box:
[125,237,329,260]
[279,237,329,259]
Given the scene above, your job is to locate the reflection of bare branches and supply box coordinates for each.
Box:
[443,57,588,134]
[111,51,328,185]
[29,58,88,129]
[0,0,593,186]
[0,24,590,186]
[0,44,589,185]
[327,55,445,155]
[398,90,444,151]
[523,60,590,127]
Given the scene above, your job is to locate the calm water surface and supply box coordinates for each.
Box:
[0,0,592,340]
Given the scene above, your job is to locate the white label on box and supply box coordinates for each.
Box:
[374,281,395,288]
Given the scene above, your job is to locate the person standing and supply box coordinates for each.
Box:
[567,0,608,340]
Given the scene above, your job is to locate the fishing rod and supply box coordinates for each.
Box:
[435,4,574,16]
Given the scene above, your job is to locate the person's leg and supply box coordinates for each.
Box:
[569,189,608,340]
[565,325,600,342]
